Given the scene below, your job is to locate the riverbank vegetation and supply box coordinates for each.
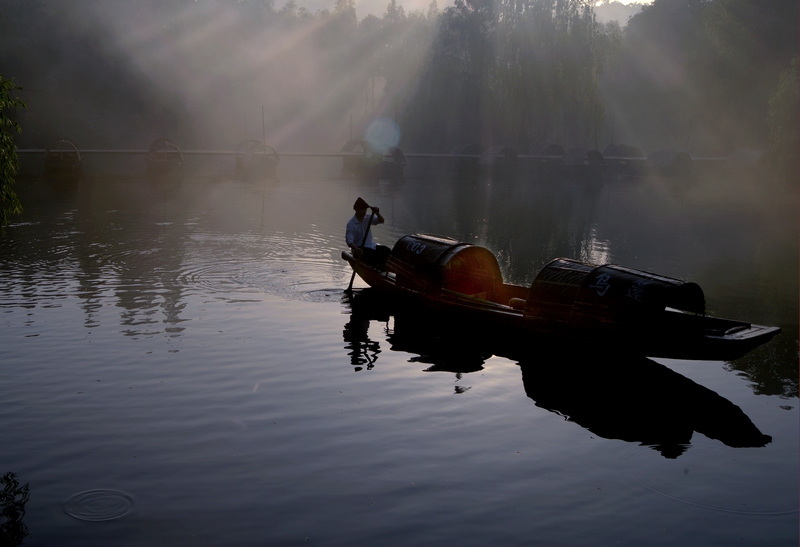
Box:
[0,76,25,232]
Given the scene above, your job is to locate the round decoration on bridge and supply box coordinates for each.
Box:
[562,147,590,165]
[234,139,279,179]
[529,143,565,157]
[44,137,82,159]
[340,139,374,155]
[452,143,481,156]
[387,146,406,165]
[604,143,643,158]
[479,145,518,167]
[146,138,183,160]
[451,143,481,172]
[146,138,183,177]
[479,145,518,178]
[646,149,695,178]
[43,137,83,181]
[338,139,405,181]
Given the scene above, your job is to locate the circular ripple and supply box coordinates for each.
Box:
[626,444,797,515]
[175,231,348,301]
[64,489,135,521]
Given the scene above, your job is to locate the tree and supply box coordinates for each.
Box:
[602,0,798,153]
[0,75,24,234]
[494,0,606,147]
[402,0,608,150]
[768,56,799,182]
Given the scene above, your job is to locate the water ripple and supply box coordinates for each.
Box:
[63,489,136,521]
[175,230,346,302]
[626,444,798,515]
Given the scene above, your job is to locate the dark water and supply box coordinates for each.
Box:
[1,164,797,546]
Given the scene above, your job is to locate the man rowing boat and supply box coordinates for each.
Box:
[346,197,390,270]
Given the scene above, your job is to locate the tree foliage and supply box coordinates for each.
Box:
[0,76,25,234]
[0,0,796,159]
[603,0,798,155]
[401,0,607,151]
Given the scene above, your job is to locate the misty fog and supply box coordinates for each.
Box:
[1,3,798,545]
[1,0,797,176]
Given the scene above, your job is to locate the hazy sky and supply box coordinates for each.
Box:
[289,0,651,20]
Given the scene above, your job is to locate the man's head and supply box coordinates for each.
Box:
[353,197,369,219]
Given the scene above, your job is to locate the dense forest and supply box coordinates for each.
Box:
[0,0,797,174]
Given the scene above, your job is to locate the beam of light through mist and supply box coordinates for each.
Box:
[79,2,414,150]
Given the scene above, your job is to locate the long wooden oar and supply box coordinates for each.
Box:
[346,208,376,292]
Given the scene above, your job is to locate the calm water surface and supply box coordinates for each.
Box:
[1,164,797,546]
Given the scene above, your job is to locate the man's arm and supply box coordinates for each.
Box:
[345,220,356,247]
[345,219,364,258]
[371,207,385,225]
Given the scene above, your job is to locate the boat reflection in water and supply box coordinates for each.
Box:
[343,312,382,371]
[343,289,490,376]
[519,356,771,459]
[342,289,772,459]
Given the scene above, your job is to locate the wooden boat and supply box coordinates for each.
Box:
[342,234,780,361]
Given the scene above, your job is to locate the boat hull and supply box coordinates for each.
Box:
[342,250,780,361]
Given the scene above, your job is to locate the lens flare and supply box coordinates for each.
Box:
[364,118,400,150]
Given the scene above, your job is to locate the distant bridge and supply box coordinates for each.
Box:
[19,137,757,182]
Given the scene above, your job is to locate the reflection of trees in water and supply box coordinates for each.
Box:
[715,267,798,399]
[727,338,798,399]
[691,256,799,399]
[71,182,117,329]
[110,181,188,336]
[343,290,773,458]
[0,472,30,547]
[1,181,81,312]
[440,177,605,285]
[72,178,190,338]
[7,177,191,337]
